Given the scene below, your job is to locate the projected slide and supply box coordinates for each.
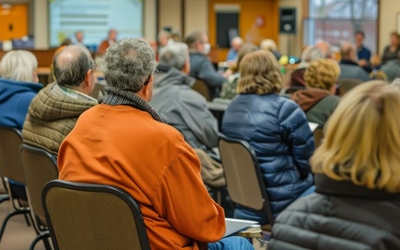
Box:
[49,0,143,48]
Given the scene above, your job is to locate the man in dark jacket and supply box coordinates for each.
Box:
[185,31,226,99]
[150,42,225,188]
[339,42,371,82]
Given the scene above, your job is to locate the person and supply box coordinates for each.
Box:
[220,43,259,99]
[0,50,42,129]
[355,31,371,63]
[186,31,226,99]
[221,50,315,225]
[22,45,97,156]
[339,42,370,81]
[269,81,400,250]
[157,29,174,55]
[382,31,400,65]
[75,31,84,44]
[315,40,334,59]
[98,29,117,54]
[260,39,282,60]
[150,42,225,187]
[57,38,254,250]
[291,59,341,129]
[226,36,243,62]
[289,46,325,88]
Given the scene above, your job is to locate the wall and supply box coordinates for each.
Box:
[379,0,400,55]
[0,0,32,35]
[278,0,304,57]
[144,0,157,41]
[158,0,182,35]
[185,0,209,36]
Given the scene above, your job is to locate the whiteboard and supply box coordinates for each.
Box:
[48,0,143,48]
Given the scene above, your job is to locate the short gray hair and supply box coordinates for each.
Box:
[0,50,38,82]
[159,42,188,70]
[185,31,205,49]
[301,46,325,63]
[103,38,156,92]
[54,44,94,87]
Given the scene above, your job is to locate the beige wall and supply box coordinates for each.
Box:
[158,0,182,36]
[278,0,303,57]
[185,0,209,36]
[33,0,48,49]
[144,0,157,41]
[379,0,399,55]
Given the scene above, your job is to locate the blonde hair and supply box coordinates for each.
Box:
[305,59,340,90]
[0,50,38,82]
[260,39,277,51]
[237,50,283,95]
[311,81,400,193]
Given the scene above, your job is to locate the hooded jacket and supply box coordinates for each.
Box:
[0,78,42,129]
[22,83,97,155]
[269,174,400,250]
[292,88,340,129]
[150,64,218,151]
[221,94,314,224]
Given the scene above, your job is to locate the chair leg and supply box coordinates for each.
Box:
[0,209,29,241]
[29,232,51,250]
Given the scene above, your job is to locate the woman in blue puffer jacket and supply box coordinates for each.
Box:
[221,50,315,224]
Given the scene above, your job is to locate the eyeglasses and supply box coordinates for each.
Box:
[144,68,159,85]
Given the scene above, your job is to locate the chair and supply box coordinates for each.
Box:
[313,128,324,149]
[192,79,211,101]
[218,134,274,227]
[42,180,151,250]
[20,144,58,250]
[337,78,363,96]
[0,127,31,241]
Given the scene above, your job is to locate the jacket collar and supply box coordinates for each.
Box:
[315,174,400,200]
[155,64,195,88]
[340,59,359,66]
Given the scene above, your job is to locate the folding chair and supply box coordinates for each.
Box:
[192,79,211,101]
[20,144,58,250]
[218,134,274,228]
[42,180,151,250]
[0,127,31,241]
[313,129,324,149]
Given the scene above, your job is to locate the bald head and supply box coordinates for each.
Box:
[54,44,94,88]
[340,42,356,61]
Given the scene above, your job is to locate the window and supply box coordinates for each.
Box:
[304,0,378,53]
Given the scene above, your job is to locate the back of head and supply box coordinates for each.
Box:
[53,44,94,87]
[311,81,400,193]
[185,31,204,49]
[103,38,156,92]
[158,30,172,43]
[305,59,340,90]
[0,50,38,82]
[301,46,325,63]
[260,39,277,52]
[231,37,243,48]
[159,42,189,71]
[315,40,333,59]
[236,43,259,70]
[340,42,354,60]
[237,50,283,95]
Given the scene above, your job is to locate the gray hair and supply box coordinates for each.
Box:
[260,39,277,51]
[301,46,325,63]
[0,50,38,82]
[54,44,94,87]
[103,38,156,92]
[185,31,205,49]
[159,42,188,70]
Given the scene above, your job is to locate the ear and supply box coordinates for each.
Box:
[84,68,94,88]
[183,59,191,74]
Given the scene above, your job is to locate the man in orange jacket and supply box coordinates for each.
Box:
[58,38,254,250]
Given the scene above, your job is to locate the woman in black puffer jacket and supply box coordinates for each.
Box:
[269,81,400,250]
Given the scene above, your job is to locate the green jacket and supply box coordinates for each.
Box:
[22,83,97,155]
[292,88,340,129]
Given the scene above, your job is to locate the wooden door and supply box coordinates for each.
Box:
[0,4,28,40]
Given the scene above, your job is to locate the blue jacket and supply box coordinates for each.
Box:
[0,78,42,129]
[221,94,314,224]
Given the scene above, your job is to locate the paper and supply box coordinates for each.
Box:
[308,122,319,132]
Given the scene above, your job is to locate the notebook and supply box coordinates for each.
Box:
[224,218,258,237]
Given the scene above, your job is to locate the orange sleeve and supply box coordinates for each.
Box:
[97,41,108,54]
[154,148,226,243]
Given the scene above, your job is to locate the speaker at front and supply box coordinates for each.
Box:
[279,8,296,34]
